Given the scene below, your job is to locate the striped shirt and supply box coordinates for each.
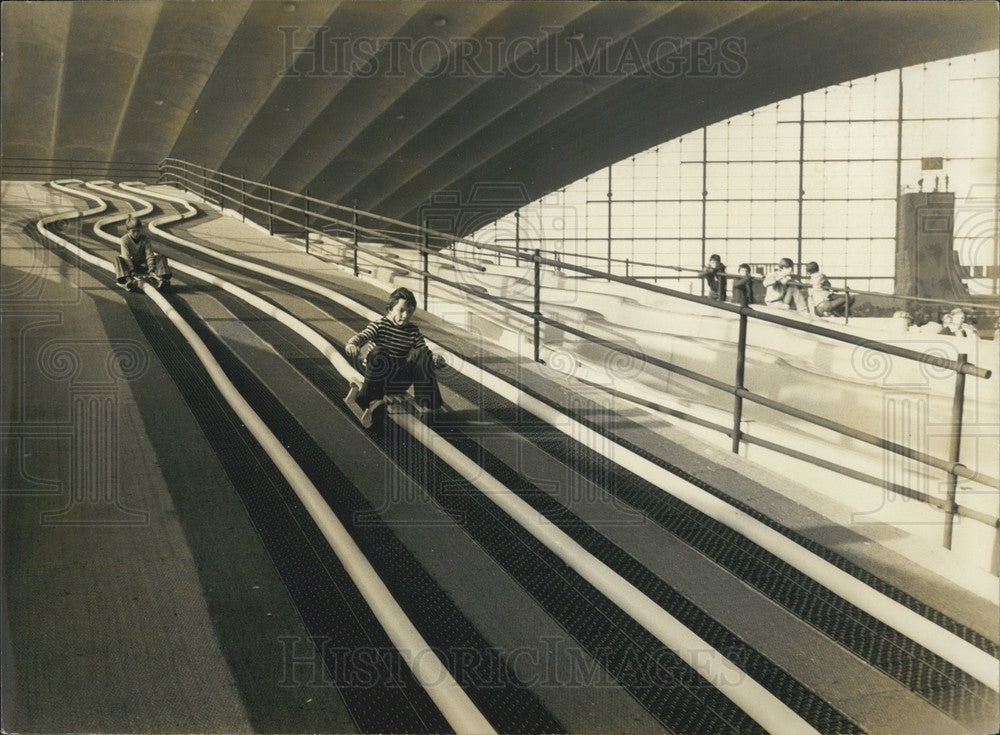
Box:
[348,316,426,358]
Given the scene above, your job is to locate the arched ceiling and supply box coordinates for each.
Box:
[3,1,997,233]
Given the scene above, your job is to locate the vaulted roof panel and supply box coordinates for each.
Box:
[110,1,252,164]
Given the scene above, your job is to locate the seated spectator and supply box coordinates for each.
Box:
[891,310,915,332]
[699,254,727,301]
[916,311,945,334]
[805,261,855,317]
[942,308,978,339]
[762,257,809,316]
[731,263,755,308]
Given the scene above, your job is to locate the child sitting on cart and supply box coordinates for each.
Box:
[345,287,445,416]
[114,216,172,291]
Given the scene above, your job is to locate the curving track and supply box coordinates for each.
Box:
[22,180,1000,735]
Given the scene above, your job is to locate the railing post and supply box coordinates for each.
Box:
[422,219,429,312]
[304,190,310,254]
[625,258,630,279]
[533,249,542,363]
[267,181,273,236]
[992,521,1000,577]
[844,283,851,325]
[943,353,967,549]
[240,176,246,222]
[731,311,749,453]
[607,165,613,275]
[352,208,359,277]
[515,209,521,266]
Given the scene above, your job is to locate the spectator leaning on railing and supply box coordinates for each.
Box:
[731,263,755,308]
[699,254,727,301]
[805,261,855,318]
[762,257,810,317]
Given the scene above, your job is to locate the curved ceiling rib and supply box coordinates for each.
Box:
[169,1,341,171]
[306,1,634,210]
[54,1,162,163]
[219,2,428,183]
[368,0,771,222]
[0,1,72,160]
[259,1,513,198]
[111,1,252,165]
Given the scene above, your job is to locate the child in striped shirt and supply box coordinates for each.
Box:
[346,287,445,411]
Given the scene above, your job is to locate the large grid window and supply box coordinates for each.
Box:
[476,52,999,295]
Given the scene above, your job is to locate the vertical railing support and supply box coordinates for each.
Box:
[515,209,521,265]
[304,190,310,254]
[267,181,273,236]
[991,521,1000,577]
[240,176,246,222]
[533,249,542,363]
[701,129,708,297]
[352,208,359,277]
[607,165,613,276]
[942,353,967,549]
[731,311,749,454]
[422,220,430,312]
[843,284,851,325]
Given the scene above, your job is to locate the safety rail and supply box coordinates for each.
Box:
[155,159,999,569]
[1,157,160,182]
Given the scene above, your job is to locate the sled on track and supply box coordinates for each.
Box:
[122,272,170,293]
[343,381,435,428]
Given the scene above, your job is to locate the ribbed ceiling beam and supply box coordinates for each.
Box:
[0,1,73,160]
[169,0,340,170]
[111,1,252,164]
[261,1,513,198]
[371,0,768,222]
[219,1,427,183]
[54,1,162,162]
[307,1,618,210]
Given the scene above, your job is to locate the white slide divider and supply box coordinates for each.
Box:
[105,184,826,735]
[125,181,1000,693]
[43,181,497,735]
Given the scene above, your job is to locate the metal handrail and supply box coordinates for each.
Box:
[154,158,998,565]
[2,157,160,180]
[158,163,488,274]
[486,241,1000,315]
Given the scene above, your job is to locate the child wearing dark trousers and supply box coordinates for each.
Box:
[345,287,444,412]
[731,263,755,308]
[699,254,727,301]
